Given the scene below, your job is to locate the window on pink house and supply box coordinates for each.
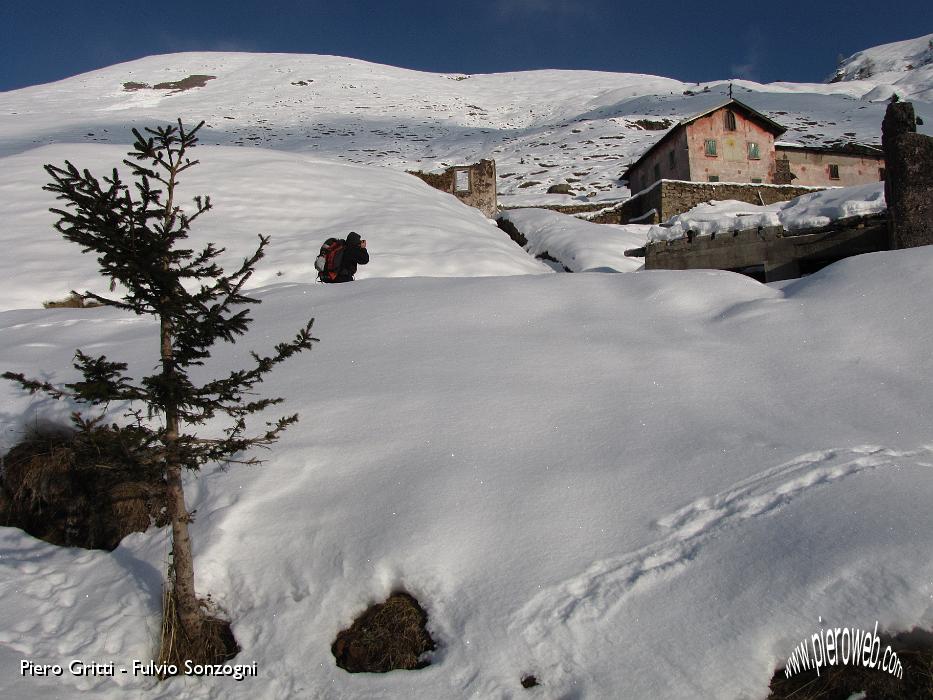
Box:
[724,111,737,131]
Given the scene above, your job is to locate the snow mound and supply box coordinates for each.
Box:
[499,208,649,272]
[0,143,550,310]
[2,247,933,698]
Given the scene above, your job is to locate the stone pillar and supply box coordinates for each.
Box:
[882,101,933,249]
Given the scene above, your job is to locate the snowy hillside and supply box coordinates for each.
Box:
[1,39,931,207]
[0,144,549,311]
[829,33,933,102]
[2,250,933,699]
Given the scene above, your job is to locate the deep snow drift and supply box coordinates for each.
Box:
[2,248,933,699]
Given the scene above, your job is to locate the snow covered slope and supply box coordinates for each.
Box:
[0,144,550,310]
[2,37,930,207]
[828,33,933,102]
[2,250,933,699]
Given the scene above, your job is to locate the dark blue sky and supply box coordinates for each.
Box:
[2,1,930,92]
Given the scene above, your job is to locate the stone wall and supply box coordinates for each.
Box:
[658,181,823,220]
[409,160,498,218]
[576,182,663,225]
[610,180,823,224]
[643,216,888,282]
[882,102,933,249]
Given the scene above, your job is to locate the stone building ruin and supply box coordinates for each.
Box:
[409,160,498,218]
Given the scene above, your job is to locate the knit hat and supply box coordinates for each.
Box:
[346,231,361,245]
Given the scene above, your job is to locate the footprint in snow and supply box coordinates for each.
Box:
[509,444,930,660]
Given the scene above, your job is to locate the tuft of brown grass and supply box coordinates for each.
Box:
[1,421,166,550]
[4,438,74,509]
[332,591,436,673]
[42,293,102,309]
[156,583,239,678]
[769,627,933,699]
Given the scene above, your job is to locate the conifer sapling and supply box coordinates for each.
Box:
[3,120,317,650]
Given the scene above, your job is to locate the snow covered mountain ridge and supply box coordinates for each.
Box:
[829,33,933,102]
[2,35,931,206]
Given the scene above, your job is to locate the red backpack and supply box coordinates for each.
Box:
[315,238,346,282]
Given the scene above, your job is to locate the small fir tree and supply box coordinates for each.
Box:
[4,120,317,650]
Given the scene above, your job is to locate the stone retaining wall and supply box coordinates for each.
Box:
[583,181,822,225]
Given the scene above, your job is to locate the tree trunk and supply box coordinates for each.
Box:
[161,311,203,641]
[166,460,202,640]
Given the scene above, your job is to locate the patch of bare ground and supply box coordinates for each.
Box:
[332,591,435,673]
[122,75,216,93]
[768,627,933,699]
[0,419,167,550]
[629,118,675,130]
[521,674,540,688]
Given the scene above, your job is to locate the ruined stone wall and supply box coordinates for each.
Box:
[882,102,933,249]
[409,160,498,218]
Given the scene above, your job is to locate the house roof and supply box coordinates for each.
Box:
[679,98,786,134]
[774,141,884,158]
[622,99,787,181]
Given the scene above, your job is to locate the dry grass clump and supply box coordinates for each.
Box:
[768,627,933,699]
[1,421,166,550]
[332,591,436,673]
[156,584,239,677]
[42,292,102,309]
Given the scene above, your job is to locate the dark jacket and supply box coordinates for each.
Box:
[333,236,369,283]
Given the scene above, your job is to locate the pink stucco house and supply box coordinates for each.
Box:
[623,99,885,193]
